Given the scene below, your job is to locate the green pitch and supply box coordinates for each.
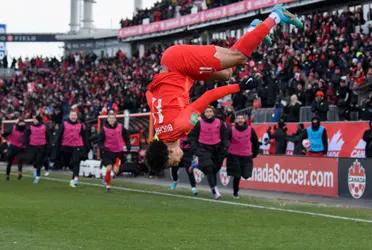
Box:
[1,172,372,250]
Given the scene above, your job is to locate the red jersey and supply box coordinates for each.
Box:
[146,72,196,143]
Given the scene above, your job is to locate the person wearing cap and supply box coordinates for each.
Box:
[25,114,50,184]
[188,106,228,200]
[303,117,328,157]
[2,117,27,180]
[362,120,372,158]
[311,90,329,121]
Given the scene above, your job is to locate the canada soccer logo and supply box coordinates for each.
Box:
[348,160,366,199]
[219,166,230,186]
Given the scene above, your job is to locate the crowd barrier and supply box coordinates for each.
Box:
[176,155,371,200]
[252,121,369,158]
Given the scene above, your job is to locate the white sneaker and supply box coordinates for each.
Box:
[73,178,79,186]
[44,171,50,177]
[212,187,221,200]
[191,187,198,196]
[33,177,40,184]
[69,180,77,188]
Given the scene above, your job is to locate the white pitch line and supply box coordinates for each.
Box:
[14,174,372,224]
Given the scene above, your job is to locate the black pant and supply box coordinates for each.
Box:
[61,149,83,179]
[171,150,196,188]
[29,146,46,177]
[171,165,196,188]
[6,145,24,176]
[198,145,224,189]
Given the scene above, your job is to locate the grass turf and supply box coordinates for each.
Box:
[1,172,372,250]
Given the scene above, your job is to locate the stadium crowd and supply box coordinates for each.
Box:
[119,0,241,28]
[0,7,371,126]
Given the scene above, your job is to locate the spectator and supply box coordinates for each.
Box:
[360,93,372,121]
[362,120,372,158]
[311,91,329,121]
[336,76,352,120]
[283,94,301,122]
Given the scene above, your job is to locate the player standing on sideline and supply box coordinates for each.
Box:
[92,111,131,191]
[145,5,303,172]
[2,117,27,181]
[226,114,259,199]
[303,117,328,157]
[25,114,49,184]
[189,106,228,199]
[169,135,198,195]
[56,110,89,188]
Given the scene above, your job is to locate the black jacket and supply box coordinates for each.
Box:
[227,124,260,158]
[189,117,228,155]
[363,128,372,158]
[311,100,329,121]
[91,122,131,152]
[55,119,90,152]
[24,123,50,147]
[268,127,288,155]
[288,128,305,155]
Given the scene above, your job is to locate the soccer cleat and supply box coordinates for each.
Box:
[239,77,257,91]
[44,171,50,177]
[272,4,303,29]
[213,193,221,200]
[73,178,79,186]
[233,194,240,200]
[212,187,222,200]
[169,181,177,190]
[191,187,198,196]
[106,185,111,192]
[33,177,40,184]
[248,19,272,46]
[69,179,77,188]
[6,175,9,181]
[17,173,22,180]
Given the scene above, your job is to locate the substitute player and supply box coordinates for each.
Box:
[93,111,131,191]
[189,106,228,199]
[2,117,27,181]
[145,5,302,172]
[226,114,259,199]
[25,114,49,184]
[169,135,198,195]
[56,110,89,188]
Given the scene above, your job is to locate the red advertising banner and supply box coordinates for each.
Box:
[239,156,339,197]
[252,121,369,158]
[118,0,294,39]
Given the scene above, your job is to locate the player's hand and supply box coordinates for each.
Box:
[239,76,257,91]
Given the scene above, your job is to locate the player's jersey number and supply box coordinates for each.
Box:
[152,97,164,124]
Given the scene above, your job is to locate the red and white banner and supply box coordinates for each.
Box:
[118,0,294,39]
[239,156,339,197]
[252,121,369,158]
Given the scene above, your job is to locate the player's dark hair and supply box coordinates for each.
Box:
[145,140,169,174]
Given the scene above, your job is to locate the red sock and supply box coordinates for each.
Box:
[231,17,276,57]
[105,170,111,186]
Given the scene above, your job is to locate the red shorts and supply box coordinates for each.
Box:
[161,45,222,81]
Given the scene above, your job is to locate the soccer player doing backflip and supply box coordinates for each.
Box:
[145,5,303,172]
